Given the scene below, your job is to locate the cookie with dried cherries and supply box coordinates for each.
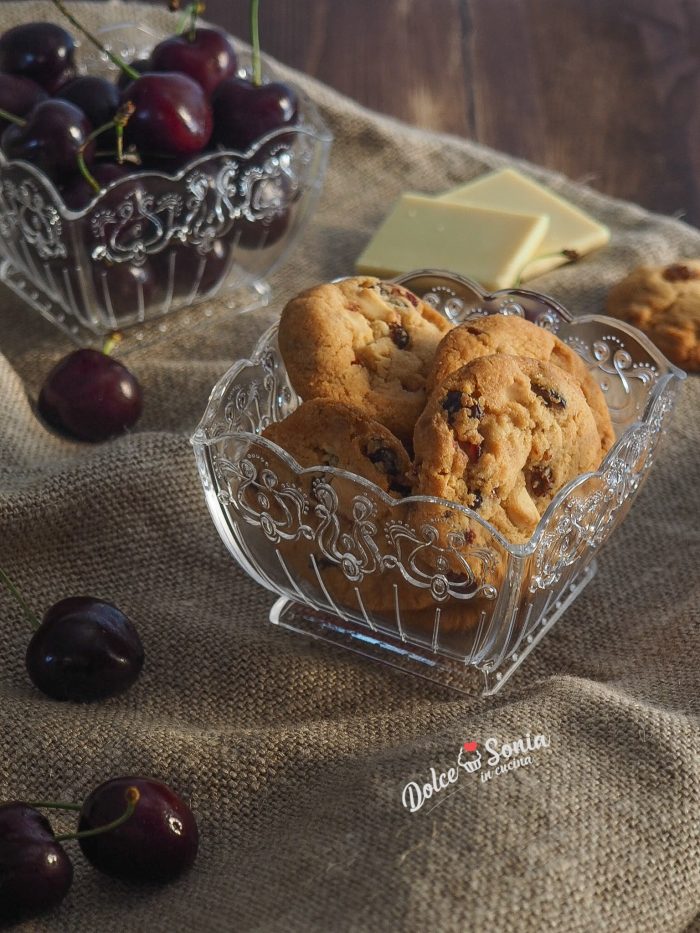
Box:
[278,276,452,445]
[262,398,412,497]
[427,312,615,456]
[413,354,603,544]
[606,261,700,372]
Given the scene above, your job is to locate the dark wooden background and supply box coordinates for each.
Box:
[137,0,700,227]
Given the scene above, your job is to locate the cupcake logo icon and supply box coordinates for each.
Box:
[458,741,481,773]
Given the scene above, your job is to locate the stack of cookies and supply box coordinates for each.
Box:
[266,275,615,547]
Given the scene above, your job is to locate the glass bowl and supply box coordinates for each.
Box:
[0,23,332,345]
[191,271,686,696]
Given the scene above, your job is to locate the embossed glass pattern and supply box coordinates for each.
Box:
[0,24,332,344]
[192,273,685,696]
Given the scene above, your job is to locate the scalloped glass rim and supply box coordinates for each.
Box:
[192,274,687,557]
[393,268,576,323]
[0,25,332,220]
[0,107,330,222]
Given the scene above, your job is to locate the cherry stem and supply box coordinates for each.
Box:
[94,149,141,165]
[114,102,136,164]
[50,0,139,80]
[175,4,190,35]
[251,0,262,86]
[55,786,140,843]
[512,248,581,287]
[190,2,204,41]
[0,566,41,631]
[76,103,136,194]
[172,2,204,39]
[0,107,25,128]
[102,332,123,356]
[27,800,82,812]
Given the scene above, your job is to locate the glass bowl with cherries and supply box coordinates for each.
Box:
[0,1,332,344]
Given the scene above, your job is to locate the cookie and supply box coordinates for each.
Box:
[413,355,603,544]
[278,276,452,445]
[427,313,615,456]
[606,261,700,372]
[262,398,412,497]
[290,525,501,642]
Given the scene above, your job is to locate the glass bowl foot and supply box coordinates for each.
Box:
[269,558,598,697]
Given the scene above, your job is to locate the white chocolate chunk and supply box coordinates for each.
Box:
[355,194,549,290]
[438,168,610,278]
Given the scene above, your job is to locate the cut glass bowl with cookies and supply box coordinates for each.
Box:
[0,22,332,346]
[192,271,686,696]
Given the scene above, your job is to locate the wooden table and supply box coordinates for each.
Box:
[148,0,700,227]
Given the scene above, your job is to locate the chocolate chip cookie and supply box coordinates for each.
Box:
[413,354,603,544]
[262,398,412,497]
[427,313,615,455]
[606,261,700,372]
[278,276,452,445]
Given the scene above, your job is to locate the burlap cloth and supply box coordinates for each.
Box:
[0,2,698,930]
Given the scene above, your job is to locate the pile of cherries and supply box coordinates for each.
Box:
[0,0,302,445]
[0,0,299,199]
[1,775,199,922]
[0,0,298,390]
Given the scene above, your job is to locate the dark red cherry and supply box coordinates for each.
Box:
[0,22,76,93]
[234,170,296,249]
[37,348,143,443]
[116,56,152,91]
[236,208,290,250]
[122,72,212,156]
[150,28,237,96]
[92,261,157,324]
[152,239,231,300]
[211,77,299,151]
[25,596,144,702]
[0,803,73,922]
[0,73,47,133]
[78,777,198,882]
[0,99,93,184]
[61,162,130,210]
[55,75,119,135]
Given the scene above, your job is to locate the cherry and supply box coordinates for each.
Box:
[211,77,298,152]
[122,72,213,156]
[209,0,297,152]
[92,261,157,325]
[48,1,212,157]
[55,75,120,137]
[152,239,231,299]
[0,803,73,921]
[150,27,237,97]
[0,73,47,134]
[236,208,290,250]
[78,777,198,882]
[37,348,143,443]
[0,22,76,93]
[25,596,144,702]
[0,99,94,185]
[231,166,296,249]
